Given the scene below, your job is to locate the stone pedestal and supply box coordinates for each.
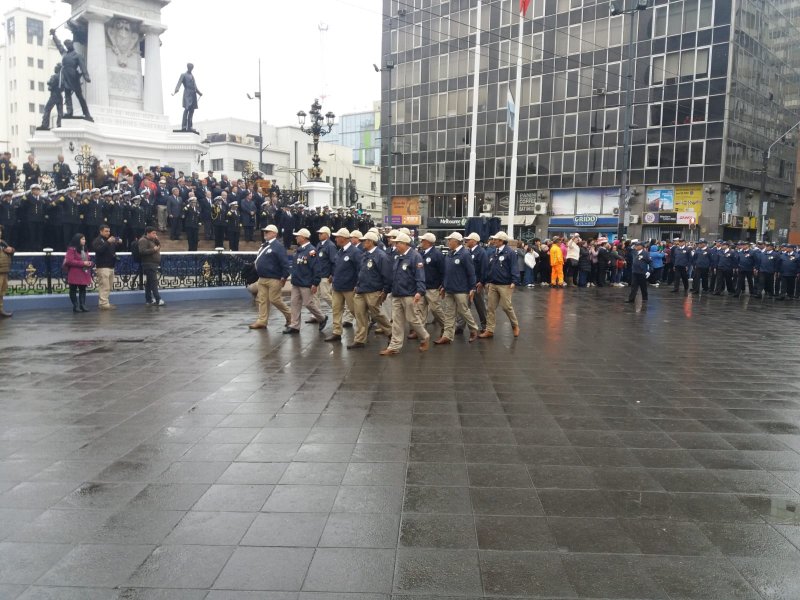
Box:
[302,180,334,210]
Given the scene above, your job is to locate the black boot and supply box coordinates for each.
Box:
[79,288,89,312]
[69,288,79,313]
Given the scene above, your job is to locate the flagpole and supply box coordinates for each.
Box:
[466,0,482,218]
[507,7,524,238]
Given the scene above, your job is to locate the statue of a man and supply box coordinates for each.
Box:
[173,63,202,133]
[38,64,64,130]
[50,29,93,122]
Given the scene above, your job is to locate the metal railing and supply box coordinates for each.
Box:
[7,249,258,296]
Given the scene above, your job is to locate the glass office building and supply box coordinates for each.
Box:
[380,0,800,241]
[328,103,382,167]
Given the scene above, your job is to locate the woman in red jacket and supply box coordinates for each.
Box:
[64,233,94,312]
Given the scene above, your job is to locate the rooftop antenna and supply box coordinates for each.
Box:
[318,22,329,103]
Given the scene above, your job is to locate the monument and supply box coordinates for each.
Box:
[29,0,206,177]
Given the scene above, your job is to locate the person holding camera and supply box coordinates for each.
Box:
[137,226,164,306]
[92,225,120,310]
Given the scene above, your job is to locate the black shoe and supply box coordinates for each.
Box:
[689,289,698,294]
[324,334,341,342]
[670,289,678,293]
[318,315,328,332]
[625,299,635,303]
[455,327,464,335]
[304,318,317,324]
[346,342,365,349]
[73,305,80,313]
[282,327,300,334]
[0,310,12,318]
[342,322,353,328]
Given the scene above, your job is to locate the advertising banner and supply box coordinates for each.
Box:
[390,197,422,226]
[674,184,703,218]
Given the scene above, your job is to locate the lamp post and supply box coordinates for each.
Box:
[296,99,335,182]
[612,0,650,242]
[374,61,395,210]
[758,117,800,241]
[246,58,263,171]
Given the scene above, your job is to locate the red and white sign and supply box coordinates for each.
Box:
[677,211,697,225]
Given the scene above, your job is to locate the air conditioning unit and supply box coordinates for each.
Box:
[481,203,493,212]
[720,212,732,225]
[612,207,620,216]
[628,214,640,224]
[533,202,548,215]
[593,87,605,95]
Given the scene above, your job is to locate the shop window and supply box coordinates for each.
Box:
[690,141,705,165]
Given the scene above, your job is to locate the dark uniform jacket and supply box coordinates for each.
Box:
[692,246,712,268]
[291,242,320,288]
[255,238,290,279]
[332,243,362,292]
[486,244,520,285]
[392,248,426,297]
[355,247,392,294]
[631,249,652,274]
[443,245,476,293]
[717,249,739,271]
[316,238,337,279]
[420,246,445,290]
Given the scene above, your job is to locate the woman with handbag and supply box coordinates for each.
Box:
[64,233,94,312]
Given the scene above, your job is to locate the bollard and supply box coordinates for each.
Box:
[43,247,54,295]
[215,247,224,287]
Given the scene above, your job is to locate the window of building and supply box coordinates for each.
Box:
[39,104,45,114]
[259,163,274,175]
[6,17,15,41]
[690,141,705,165]
[38,82,44,92]
[26,18,43,45]
[29,80,35,91]
[647,144,660,167]
[28,103,35,113]
[233,159,249,172]
[29,125,36,136]
[210,158,223,171]
[27,57,34,67]
[37,59,44,69]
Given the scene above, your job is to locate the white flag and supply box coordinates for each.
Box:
[507,89,515,131]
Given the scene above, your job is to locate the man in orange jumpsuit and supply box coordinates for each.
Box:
[549,236,565,287]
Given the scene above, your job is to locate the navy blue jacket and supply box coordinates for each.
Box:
[255,238,290,279]
[709,246,721,268]
[332,243,361,291]
[392,248,427,297]
[316,238,337,278]
[485,244,520,285]
[420,245,445,289]
[671,245,693,268]
[737,249,758,271]
[631,249,652,274]
[469,244,488,282]
[692,247,713,269]
[291,242,320,287]
[717,249,739,271]
[778,252,799,276]
[355,247,393,294]
[759,250,779,274]
[443,245,477,293]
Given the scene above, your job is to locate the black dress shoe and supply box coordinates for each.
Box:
[318,315,328,332]
[346,342,365,349]
[625,299,635,303]
[454,327,464,335]
[304,319,317,324]
[282,327,300,334]
[0,310,12,318]
[324,334,341,342]
[342,322,353,328]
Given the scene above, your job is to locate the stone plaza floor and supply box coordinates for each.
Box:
[0,286,799,599]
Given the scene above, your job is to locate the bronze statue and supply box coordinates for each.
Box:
[38,64,64,130]
[173,63,202,134]
[50,29,93,122]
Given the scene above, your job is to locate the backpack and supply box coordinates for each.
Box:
[130,239,142,262]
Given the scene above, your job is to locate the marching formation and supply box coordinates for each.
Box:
[249,225,521,355]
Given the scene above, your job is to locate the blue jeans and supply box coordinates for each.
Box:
[578,271,589,287]
[523,266,535,285]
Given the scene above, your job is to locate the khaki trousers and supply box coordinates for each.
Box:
[255,277,290,326]
[318,278,333,309]
[332,289,355,335]
[486,283,518,333]
[0,273,7,311]
[290,285,324,329]
[388,296,429,351]
[353,291,392,344]
[417,288,446,333]
[96,267,114,306]
[443,292,478,339]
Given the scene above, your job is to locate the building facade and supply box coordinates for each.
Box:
[381,0,800,241]
[194,118,382,219]
[0,5,61,162]
[327,102,382,167]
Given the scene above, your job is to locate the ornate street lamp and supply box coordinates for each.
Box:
[74,144,97,191]
[297,99,335,182]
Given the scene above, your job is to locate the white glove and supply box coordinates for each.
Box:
[645,272,651,279]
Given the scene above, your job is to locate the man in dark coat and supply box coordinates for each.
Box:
[172,63,202,132]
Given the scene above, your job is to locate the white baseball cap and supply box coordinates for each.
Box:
[293,228,311,238]
[317,226,331,235]
[489,231,510,241]
[421,233,437,243]
[333,228,350,238]
[395,232,412,244]
[262,224,279,233]
[445,232,463,242]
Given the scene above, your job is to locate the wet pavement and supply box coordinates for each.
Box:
[0,287,799,599]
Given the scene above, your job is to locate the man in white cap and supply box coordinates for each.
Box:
[249,224,291,330]
[479,230,521,338]
[464,232,488,332]
[380,232,430,355]
[285,228,326,334]
[413,232,446,340]
[437,232,479,344]
[324,228,361,343]
[314,225,336,314]
[350,231,393,349]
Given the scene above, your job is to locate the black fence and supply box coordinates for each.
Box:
[7,251,258,296]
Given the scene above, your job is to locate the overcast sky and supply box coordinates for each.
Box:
[5,0,382,125]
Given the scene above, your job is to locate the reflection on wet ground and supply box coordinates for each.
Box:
[0,288,799,599]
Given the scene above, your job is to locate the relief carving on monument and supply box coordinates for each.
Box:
[106,17,141,68]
